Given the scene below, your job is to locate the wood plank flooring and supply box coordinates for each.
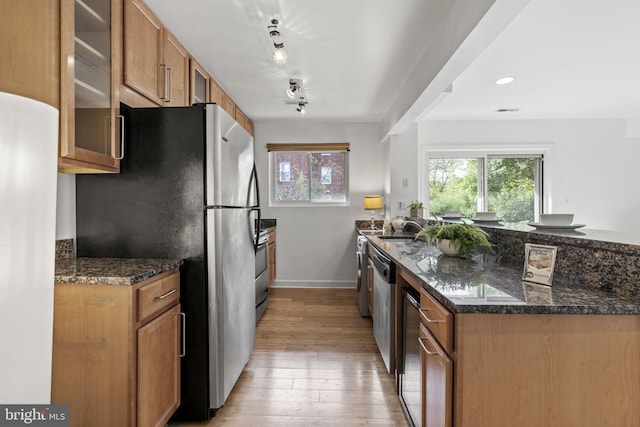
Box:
[172,288,410,426]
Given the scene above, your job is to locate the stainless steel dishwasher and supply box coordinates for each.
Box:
[371,245,395,374]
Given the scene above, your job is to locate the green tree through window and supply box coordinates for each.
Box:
[428,155,541,222]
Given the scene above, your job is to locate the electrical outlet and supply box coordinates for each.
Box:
[402,178,408,188]
[398,200,407,209]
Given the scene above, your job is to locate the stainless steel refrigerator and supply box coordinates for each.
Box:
[76,103,259,421]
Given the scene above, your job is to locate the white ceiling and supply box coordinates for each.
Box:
[144,0,640,124]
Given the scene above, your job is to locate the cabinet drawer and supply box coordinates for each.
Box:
[138,273,180,322]
[419,288,454,354]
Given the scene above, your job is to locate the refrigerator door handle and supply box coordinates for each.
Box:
[250,207,261,253]
[247,164,260,209]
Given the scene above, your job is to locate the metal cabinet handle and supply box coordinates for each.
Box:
[179,312,186,357]
[419,308,442,324]
[166,67,172,103]
[154,288,177,300]
[418,337,438,356]
[115,114,125,160]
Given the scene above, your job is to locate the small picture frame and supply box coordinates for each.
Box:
[522,243,557,286]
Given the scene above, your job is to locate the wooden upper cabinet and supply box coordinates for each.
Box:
[190,58,210,104]
[1,0,122,173]
[209,78,224,105]
[162,31,189,107]
[59,0,123,173]
[222,92,237,118]
[0,1,60,107]
[123,0,188,107]
[123,0,163,105]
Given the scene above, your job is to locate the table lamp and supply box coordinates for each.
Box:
[364,195,383,230]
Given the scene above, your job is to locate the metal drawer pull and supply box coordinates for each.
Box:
[179,312,186,357]
[166,67,173,103]
[418,337,438,356]
[115,114,125,160]
[154,288,177,300]
[419,308,442,323]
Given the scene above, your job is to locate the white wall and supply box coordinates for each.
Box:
[254,120,384,288]
[417,119,640,232]
[387,124,420,218]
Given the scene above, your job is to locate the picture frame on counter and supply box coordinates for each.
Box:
[522,243,557,286]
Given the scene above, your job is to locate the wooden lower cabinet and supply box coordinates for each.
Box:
[419,323,452,427]
[397,267,640,427]
[267,229,277,287]
[52,270,182,427]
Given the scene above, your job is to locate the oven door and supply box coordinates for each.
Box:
[255,241,269,322]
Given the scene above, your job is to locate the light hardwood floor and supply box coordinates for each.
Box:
[172,288,411,426]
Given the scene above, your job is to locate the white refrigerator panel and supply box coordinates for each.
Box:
[207,207,256,409]
[205,104,254,207]
[0,92,58,403]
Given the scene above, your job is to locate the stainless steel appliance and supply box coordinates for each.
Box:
[356,235,370,317]
[255,230,269,322]
[371,245,396,374]
[400,287,422,427]
[0,92,58,403]
[76,103,260,421]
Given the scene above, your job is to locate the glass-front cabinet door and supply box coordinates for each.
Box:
[60,0,121,173]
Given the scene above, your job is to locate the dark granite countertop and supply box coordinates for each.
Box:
[366,235,640,315]
[55,257,183,286]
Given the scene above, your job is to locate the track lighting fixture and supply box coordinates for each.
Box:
[267,19,287,65]
[287,79,302,99]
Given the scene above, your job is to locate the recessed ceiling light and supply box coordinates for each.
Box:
[495,76,515,85]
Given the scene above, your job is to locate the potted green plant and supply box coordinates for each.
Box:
[415,220,493,258]
[409,201,424,217]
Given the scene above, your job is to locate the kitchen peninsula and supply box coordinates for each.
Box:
[365,225,640,427]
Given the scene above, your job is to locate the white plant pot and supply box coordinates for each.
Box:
[437,239,461,256]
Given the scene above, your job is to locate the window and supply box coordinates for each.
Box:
[426,153,543,222]
[267,143,350,206]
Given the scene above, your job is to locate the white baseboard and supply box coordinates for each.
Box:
[271,279,356,289]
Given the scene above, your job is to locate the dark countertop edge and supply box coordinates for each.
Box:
[55,257,183,286]
[366,235,640,316]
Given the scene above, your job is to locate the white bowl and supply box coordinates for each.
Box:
[443,210,461,217]
[539,213,574,226]
[475,211,498,220]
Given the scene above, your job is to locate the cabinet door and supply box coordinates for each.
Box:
[59,0,121,173]
[123,0,163,105]
[190,58,210,104]
[209,78,224,106]
[163,30,189,106]
[137,304,181,427]
[420,323,452,427]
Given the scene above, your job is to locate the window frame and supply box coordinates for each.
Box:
[420,144,553,221]
[268,143,350,207]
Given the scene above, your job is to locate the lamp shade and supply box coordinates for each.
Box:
[363,195,383,210]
